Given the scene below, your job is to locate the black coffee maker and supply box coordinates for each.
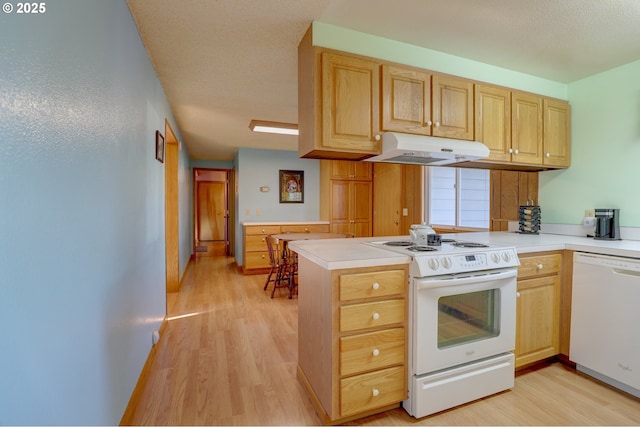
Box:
[594,209,621,240]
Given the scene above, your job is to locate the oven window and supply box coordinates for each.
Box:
[438,289,499,348]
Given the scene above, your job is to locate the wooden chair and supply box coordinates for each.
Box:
[264,235,296,298]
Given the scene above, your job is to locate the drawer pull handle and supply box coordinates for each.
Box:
[516,292,521,298]
[372,388,380,397]
[537,264,543,270]
[372,348,380,357]
[372,312,380,320]
[372,282,380,290]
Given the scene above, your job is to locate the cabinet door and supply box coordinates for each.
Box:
[330,180,351,233]
[321,52,381,153]
[515,275,560,367]
[543,99,571,167]
[352,181,373,237]
[490,170,538,231]
[330,160,372,180]
[431,75,474,140]
[373,163,402,237]
[381,65,431,135]
[512,92,543,164]
[475,84,511,161]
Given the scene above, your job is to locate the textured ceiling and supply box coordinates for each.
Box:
[127,0,640,161]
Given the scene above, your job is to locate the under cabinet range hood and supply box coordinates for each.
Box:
[365,132,490,165]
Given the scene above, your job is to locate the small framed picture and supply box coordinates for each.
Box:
[155,130,165,163]
[279,170,304,203]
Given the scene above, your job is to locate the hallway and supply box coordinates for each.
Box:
[124,256,640,426]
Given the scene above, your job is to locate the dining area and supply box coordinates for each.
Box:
[263,231,351,299]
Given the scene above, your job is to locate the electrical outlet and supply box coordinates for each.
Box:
[585,209,595,217]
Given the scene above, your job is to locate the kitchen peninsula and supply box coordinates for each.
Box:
[288,231,640,424]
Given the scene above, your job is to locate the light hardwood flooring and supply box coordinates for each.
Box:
[124,256,640,426]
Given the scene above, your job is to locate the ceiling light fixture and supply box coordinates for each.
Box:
[249,120,298,136]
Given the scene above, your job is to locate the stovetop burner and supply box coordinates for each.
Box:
[441,238,457,243]
[407,245,438,252]
[451,242,490,248]
[384,241,414,247]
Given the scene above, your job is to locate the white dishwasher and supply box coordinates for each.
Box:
[571,252,640,398]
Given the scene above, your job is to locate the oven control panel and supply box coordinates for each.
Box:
[413,248,520,277]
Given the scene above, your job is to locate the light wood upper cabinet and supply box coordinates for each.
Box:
[475,84,511,162]
[431,75,474,140]
[330,160,373,181]
[511,92,544,165]
[381,65,431,135]
[298,26,569,169]
[298,28,381,160]
[543,99,571,167]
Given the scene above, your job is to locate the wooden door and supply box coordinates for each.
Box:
[321,52,380,153]
[431,75,474,140]
[543,99,571,167]
[512,92,543,164]
[373,163,402,236]
[475,84,511,162]
[197,182,226,241]
[381,65,431,135]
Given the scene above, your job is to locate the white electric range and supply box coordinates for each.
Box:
[365,238,520,418]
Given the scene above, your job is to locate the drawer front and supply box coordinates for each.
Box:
[245,235,268,252]
[244,225,281,236]
[518,254,561,279]
[340,270,405,302]
[340,328,404,376]
[244,251,271,269]
[280,224,330,233]
[340,299,404,333]
[340,366,405,417]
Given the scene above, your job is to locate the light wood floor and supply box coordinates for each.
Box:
[124,256,640,426]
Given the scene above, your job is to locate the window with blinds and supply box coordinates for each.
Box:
[426,167,490,228]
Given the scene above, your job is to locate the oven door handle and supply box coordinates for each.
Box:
[415,268,517,289]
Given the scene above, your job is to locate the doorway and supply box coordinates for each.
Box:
[194,168,231,257]
[164,121,180,293]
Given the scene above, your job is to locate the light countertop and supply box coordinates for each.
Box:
[287,232,640,270]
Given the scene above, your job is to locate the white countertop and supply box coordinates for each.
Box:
[288,232,640,270]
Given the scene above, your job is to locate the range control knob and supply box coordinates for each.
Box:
[502,251,512,262]
[442,257,452,269]
[491,252,501,264]
[428,258,440,270]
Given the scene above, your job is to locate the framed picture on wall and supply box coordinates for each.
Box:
[279,170,304,203]
[155,130,165,163]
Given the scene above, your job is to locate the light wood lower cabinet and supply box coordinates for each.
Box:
[297,261,408,424]
[515,251,562,368]
[241,222,329,273]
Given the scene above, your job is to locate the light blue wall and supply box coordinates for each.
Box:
[0,1,190,424]
[540,59,640,226]
[235,149,320,264]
